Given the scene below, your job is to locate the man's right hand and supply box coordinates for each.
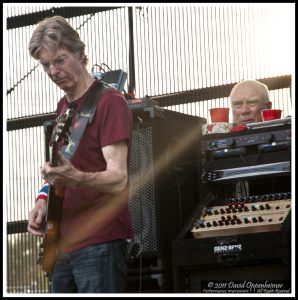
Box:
[27,199,47,237]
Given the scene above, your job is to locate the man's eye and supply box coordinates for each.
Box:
[42,63,50,69]
[248,102,258,107]
[55,58,65,65]
[233,103,242,107]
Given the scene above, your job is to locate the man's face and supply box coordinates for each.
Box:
[38,48,84,92]
[230,84,271,125]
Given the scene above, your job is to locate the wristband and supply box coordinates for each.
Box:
[35,182,49,202]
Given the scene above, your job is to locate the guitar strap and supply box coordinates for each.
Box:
[61,81,110,160]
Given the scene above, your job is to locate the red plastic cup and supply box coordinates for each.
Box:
[210,108,230,123]
[261,109,282,121]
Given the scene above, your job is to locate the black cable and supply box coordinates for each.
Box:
[253,147,262,165]
[7,65,39,95]
[175,174,182,229]
[238,152,248,166]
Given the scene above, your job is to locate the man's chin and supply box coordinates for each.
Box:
[56,81,70,91]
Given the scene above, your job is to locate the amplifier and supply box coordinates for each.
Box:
[201,123,291,182]
[202,161,291,182]
[172,230,291,292]
[203,128,291,151]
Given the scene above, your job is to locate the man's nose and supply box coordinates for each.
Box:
[48,64,60,76]
[240,103,250,114]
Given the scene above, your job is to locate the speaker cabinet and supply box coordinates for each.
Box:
[128,109,205,261]
[172,231,291,292]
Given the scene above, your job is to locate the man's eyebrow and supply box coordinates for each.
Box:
[231,100,243,105]
[40,55,67,63]
[246,99,259,103]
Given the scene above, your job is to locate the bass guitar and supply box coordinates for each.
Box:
[38,105,74,274]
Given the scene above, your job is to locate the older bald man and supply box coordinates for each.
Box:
[230,80,272,125]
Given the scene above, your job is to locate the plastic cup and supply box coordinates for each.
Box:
[210,108,230,123]
[261,109,282,121]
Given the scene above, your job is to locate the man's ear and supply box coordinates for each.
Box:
[267,101,272,109]
[77,50,85,63]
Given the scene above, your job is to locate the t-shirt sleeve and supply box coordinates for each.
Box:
[97,90,133,148]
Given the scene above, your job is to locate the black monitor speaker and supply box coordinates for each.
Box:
[128,108,205,261]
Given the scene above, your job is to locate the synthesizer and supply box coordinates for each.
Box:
[191,193,291,239]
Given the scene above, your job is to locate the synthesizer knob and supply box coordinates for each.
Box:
[252,217,258,223]
[206,208,212,216]
[270,193,277,200]
[265,203,271,210]
[258,216,264,222]
[248,196,254,202]
[258,195,265,201]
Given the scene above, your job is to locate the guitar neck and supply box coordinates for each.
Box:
[50,142,59,167]
[46,142,64,222]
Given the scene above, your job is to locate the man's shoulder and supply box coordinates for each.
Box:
[100,86,125,102]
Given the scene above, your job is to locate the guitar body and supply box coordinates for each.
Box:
[41,186,64,273]
[38,106,74,274]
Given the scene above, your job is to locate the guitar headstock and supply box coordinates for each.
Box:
[50,105,75,146]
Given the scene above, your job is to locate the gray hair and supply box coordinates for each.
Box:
[28,15,88,64]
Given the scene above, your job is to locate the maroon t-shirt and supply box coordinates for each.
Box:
[56,80,133,253]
